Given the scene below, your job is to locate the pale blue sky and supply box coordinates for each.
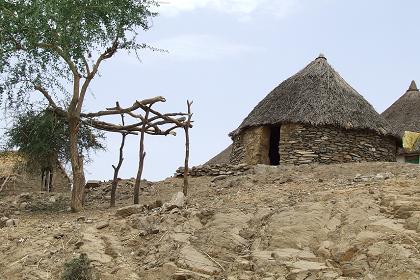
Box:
[83,0,420,181]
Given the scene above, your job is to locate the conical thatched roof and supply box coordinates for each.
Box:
[381,81,420,137]
[204,144,232,165]
[230,54,394,138]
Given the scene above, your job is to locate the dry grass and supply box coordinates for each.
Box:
[230,55,396,139]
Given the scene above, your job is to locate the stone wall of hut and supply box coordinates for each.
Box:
[0,153,71,194]
[230,123,397,165]
[230,126,271,165]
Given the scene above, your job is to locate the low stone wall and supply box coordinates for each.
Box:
[175,164,252,177]
[230,123,397,165]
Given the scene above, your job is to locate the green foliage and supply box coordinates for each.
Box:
[61,253,92,280]
[5,109,105,170]
[0,0,158,107]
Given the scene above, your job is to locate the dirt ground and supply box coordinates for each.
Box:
[1,162,420,279]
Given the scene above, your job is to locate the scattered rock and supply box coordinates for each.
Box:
[96,221,109,230]
[341,262,365,277]
[131,215,160,235]
[0,216,9,227]
[17,193,31,202]
[288,260,328,274]
[235,258,253,271]
[178,245,221,275]
[173,268,212,280]
[405,213,420,232]
[164,192,186,211]
[1,162,420,279]
[147,200,163,210]
[116,204,144,218]
[211,175,228,182]
[19,202,28,210]
[5,219,16,227]
[196,209,214,225]
[76,216,86,222]
[54,232,65,239]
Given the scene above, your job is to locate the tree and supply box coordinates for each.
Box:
[5,109,105,191]
[0,0,157,211]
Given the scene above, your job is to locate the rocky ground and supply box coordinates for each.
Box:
[1,162,420,280]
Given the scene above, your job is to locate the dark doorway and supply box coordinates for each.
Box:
[269,126,280,165]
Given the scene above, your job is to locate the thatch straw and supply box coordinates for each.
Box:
[204,144,232,165]
[230,55,395,138]
[381,81,420,137]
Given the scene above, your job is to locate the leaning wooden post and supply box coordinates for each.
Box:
[133,106,151,205]
[183,101,193,196]
[41,169,46,191]
[111,111,127,207]
[48,169,53,192]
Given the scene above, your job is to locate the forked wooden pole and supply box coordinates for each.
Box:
[183,100,193,196]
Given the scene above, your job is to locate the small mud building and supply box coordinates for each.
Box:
[228,55,397,165]
[0,152,71,194]
[382,81,420,164]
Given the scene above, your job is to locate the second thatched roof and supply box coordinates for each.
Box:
[381,81,420,137]
[230,54,395,138]
[204,144,232,165]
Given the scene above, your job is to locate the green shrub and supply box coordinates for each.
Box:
[61,253,92,280]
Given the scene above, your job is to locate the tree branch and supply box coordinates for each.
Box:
[76,38,119,114]
[33,84,59,109]
[81,55,91,76]
[81,96,166,118]
[37,43,80,78]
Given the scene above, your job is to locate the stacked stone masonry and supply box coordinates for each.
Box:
[231,123,396,165]
[230,135,245,165]
[176,164,252,177]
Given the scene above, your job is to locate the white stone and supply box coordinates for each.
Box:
[177,245,221,275]
[165,192,186,210]
[5,219,15,227]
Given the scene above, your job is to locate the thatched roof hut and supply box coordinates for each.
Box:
[226,54,397,166]
[230,54,393,138]
[381,81,420,137]
[381,81,420,163]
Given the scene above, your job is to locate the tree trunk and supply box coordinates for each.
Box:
[69,117,86,212]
